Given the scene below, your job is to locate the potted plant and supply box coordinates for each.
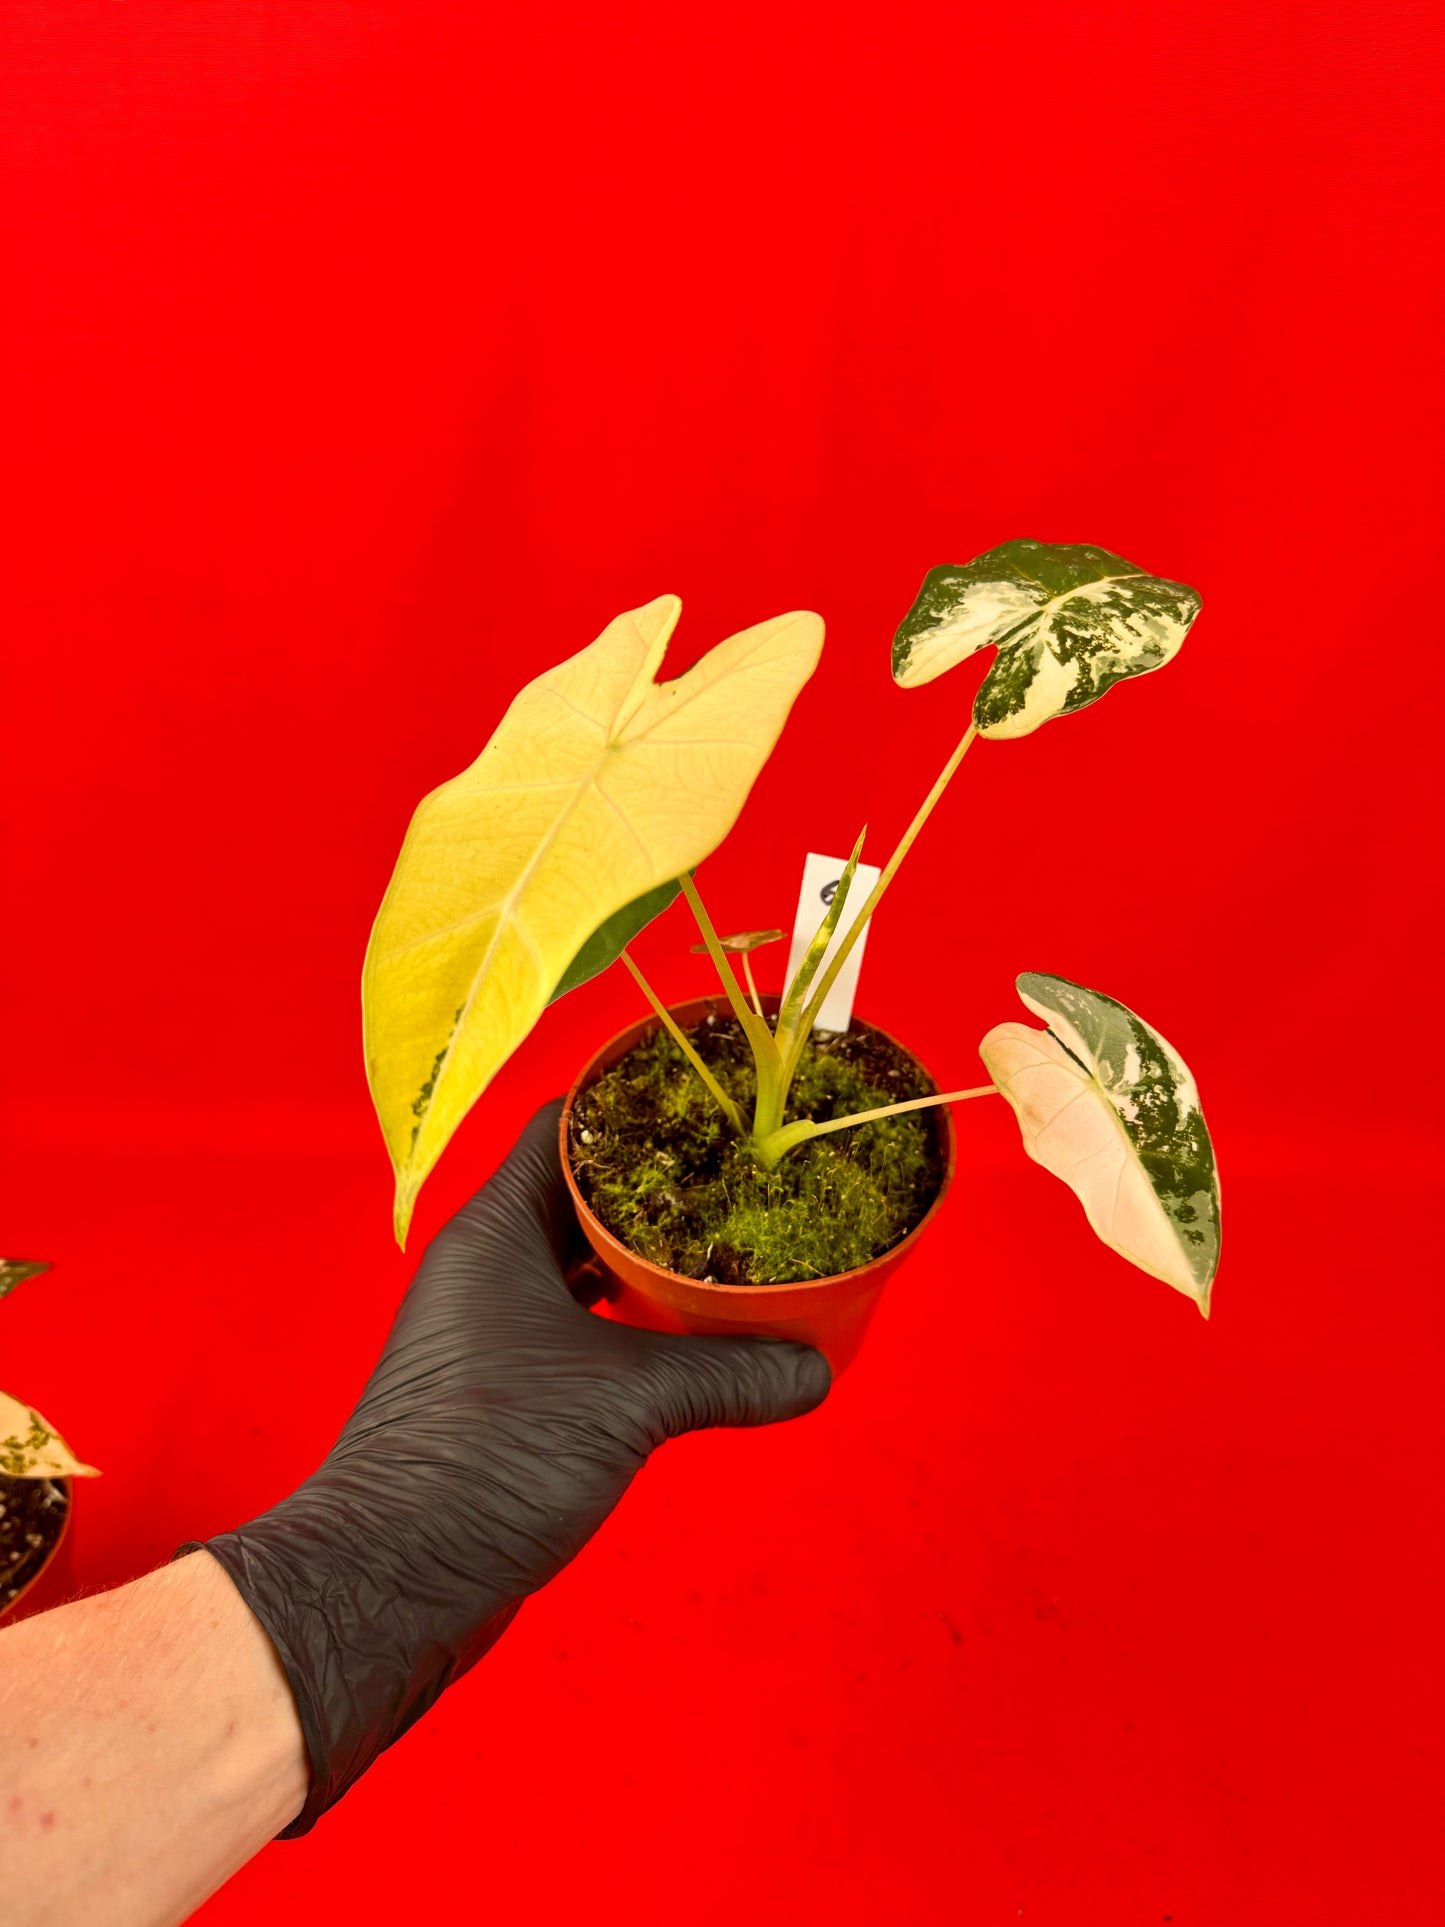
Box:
[361,538,1221,1373]
[0,1260,99,1621]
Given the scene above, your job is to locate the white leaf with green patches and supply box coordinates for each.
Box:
[0,1391,100,1479]
[892,539,1201,739]
[979,972,1220,1312]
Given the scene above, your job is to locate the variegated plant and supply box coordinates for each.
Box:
[1,1261,100,1480]
[364,539,1219,1312]
[980,975,1219,1307]
[890,538,1201,738]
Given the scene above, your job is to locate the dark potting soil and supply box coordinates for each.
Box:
[0,1473,69,1612]
[568,1011,944,1286]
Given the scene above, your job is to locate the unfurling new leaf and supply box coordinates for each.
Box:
[776,828,866,1041]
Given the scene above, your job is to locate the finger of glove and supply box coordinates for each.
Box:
[628,1329,832,1441]
[426,1097,579,1302]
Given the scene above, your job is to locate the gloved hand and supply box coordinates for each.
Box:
[175,1098,831,1836]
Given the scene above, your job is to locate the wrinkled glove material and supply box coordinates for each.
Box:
[176,1100,830,1835]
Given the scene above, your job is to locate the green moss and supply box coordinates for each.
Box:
[568,1013,943,1285]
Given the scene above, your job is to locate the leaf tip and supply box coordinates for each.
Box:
[393,1181,417,1251]
[0,1258,53,1303]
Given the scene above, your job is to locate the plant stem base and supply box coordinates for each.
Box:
[560,996,957,1377]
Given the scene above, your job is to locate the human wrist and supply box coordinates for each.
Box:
[2,1552,312,1927]
[169,1548,312,1836]
[180,1467,525,1836]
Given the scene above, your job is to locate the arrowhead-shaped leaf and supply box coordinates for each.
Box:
[364,595,824,1245]
[0,1390,100,1478]
[979,971,1220,1312]
[892,539,1201,739]
[0,1259,50,1304]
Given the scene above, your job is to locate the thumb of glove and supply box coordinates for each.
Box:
[629,1329,832,1442]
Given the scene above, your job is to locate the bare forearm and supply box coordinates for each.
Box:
[0,1101,829,1904]
[0,1549,309,1927]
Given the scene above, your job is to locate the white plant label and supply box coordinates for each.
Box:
[783,850,882,1033]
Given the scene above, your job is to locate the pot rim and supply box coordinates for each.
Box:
[560,992,957,1297]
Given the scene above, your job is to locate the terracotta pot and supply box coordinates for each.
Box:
[0,1475,74,1624]
[560,994,955,1377]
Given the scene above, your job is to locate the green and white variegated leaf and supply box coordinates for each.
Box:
[892,539,1202,739]
[0,1259,50,1304]
[547,876,685,1006]
[0,1390,100,1479]
[979,972,1220,1313]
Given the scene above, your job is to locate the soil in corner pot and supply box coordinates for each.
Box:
[0,1474,70,1614]
[568,1011,944,1286]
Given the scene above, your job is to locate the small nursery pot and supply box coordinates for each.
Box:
[560,995,955,1378]
[0,1474,74,1624]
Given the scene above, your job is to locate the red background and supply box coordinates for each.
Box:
[3,3,1442,1920]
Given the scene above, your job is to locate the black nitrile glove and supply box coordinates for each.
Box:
[175,1099,831,1837]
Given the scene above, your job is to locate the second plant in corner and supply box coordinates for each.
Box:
[361,539,1221,1368]
[1,1260,99,1620]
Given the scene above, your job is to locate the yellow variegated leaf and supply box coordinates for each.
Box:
[364,595,825,1244]
[0,1390,100,1479]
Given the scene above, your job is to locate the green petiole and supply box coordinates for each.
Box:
[664,719,986,1167]
[750,1085,1000,1171]
[620,949,746,1133]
